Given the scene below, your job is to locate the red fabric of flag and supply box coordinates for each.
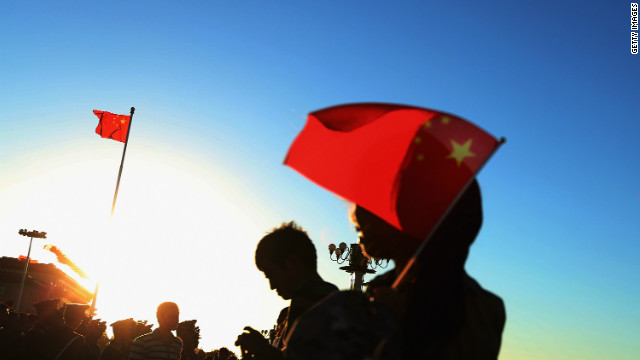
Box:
[93,110,130,143]
[284,103,500,240]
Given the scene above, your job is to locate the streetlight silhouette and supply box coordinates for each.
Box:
[328,242,388,291]
[16,229,47,312]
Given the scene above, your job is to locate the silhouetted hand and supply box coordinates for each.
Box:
[235,327,282,360]
[369,286,406,318]
[235,327,266,359]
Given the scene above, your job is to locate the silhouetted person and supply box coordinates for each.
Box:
[176,320,200,360]
[78,318,107,360]
[0,302,20,360]
[129,302,182,360]
[235,222,338,360]
[214,347,237,360]
[207,349,218,360]
[101,319,136,360]
[22,298,64,360]
[355,180,506,359]
[54,303,90,360]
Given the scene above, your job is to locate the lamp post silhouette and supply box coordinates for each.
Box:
[16,229,47,312]
[328,242,388,291]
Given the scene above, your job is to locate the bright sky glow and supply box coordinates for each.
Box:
[1,1,639,358]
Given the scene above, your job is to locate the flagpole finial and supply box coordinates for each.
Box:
[130,107,135,114]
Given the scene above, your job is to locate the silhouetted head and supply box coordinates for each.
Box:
[177,319,200,350]
[79,318,107,342]
[255,221,318,300]
[63,303,89,330]
[351,205,421,260]
[424,179,482,261]
[157,302,180,331]
[111,318,136,342]
[218,347,231,360]
[33,298,60,324]
[352,179,483,266]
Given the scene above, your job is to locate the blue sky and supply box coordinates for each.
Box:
[1,1,638,358]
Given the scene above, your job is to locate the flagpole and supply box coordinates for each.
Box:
[110,107,135,219]
[392,137,507,291]
[89,281,99,316]
[16,236,34,312]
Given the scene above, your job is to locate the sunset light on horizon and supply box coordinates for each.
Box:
[1,137,298,349]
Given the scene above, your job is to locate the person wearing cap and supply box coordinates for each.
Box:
[176,320,200,360]
[52,303,90,360]
[79,318,107,360]
[101,318,136,360]
[235,221,338,360]
[22,298,65,360]
[354,180,506,359]
[129,302,182,360]
[63,303,90,330]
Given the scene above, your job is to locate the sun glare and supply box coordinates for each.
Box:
[0,140,287,350]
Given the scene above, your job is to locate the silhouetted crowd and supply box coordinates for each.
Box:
[2,179,505,360]
[234,180,505,360]
[0,300,238,360]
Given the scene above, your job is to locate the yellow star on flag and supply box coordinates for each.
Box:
[441,116,450,124]
[423,120,432,128]
[414,136,422,144]
[447,139,476,166]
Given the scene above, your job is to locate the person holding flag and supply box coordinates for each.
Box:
[283,103,506,359]
[353,181,505,358]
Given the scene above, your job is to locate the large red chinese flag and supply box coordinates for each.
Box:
[93,110,131,143]
[284,103,500,240]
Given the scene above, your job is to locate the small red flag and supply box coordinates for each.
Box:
[93,110,131,143]
[284,103,500,239]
